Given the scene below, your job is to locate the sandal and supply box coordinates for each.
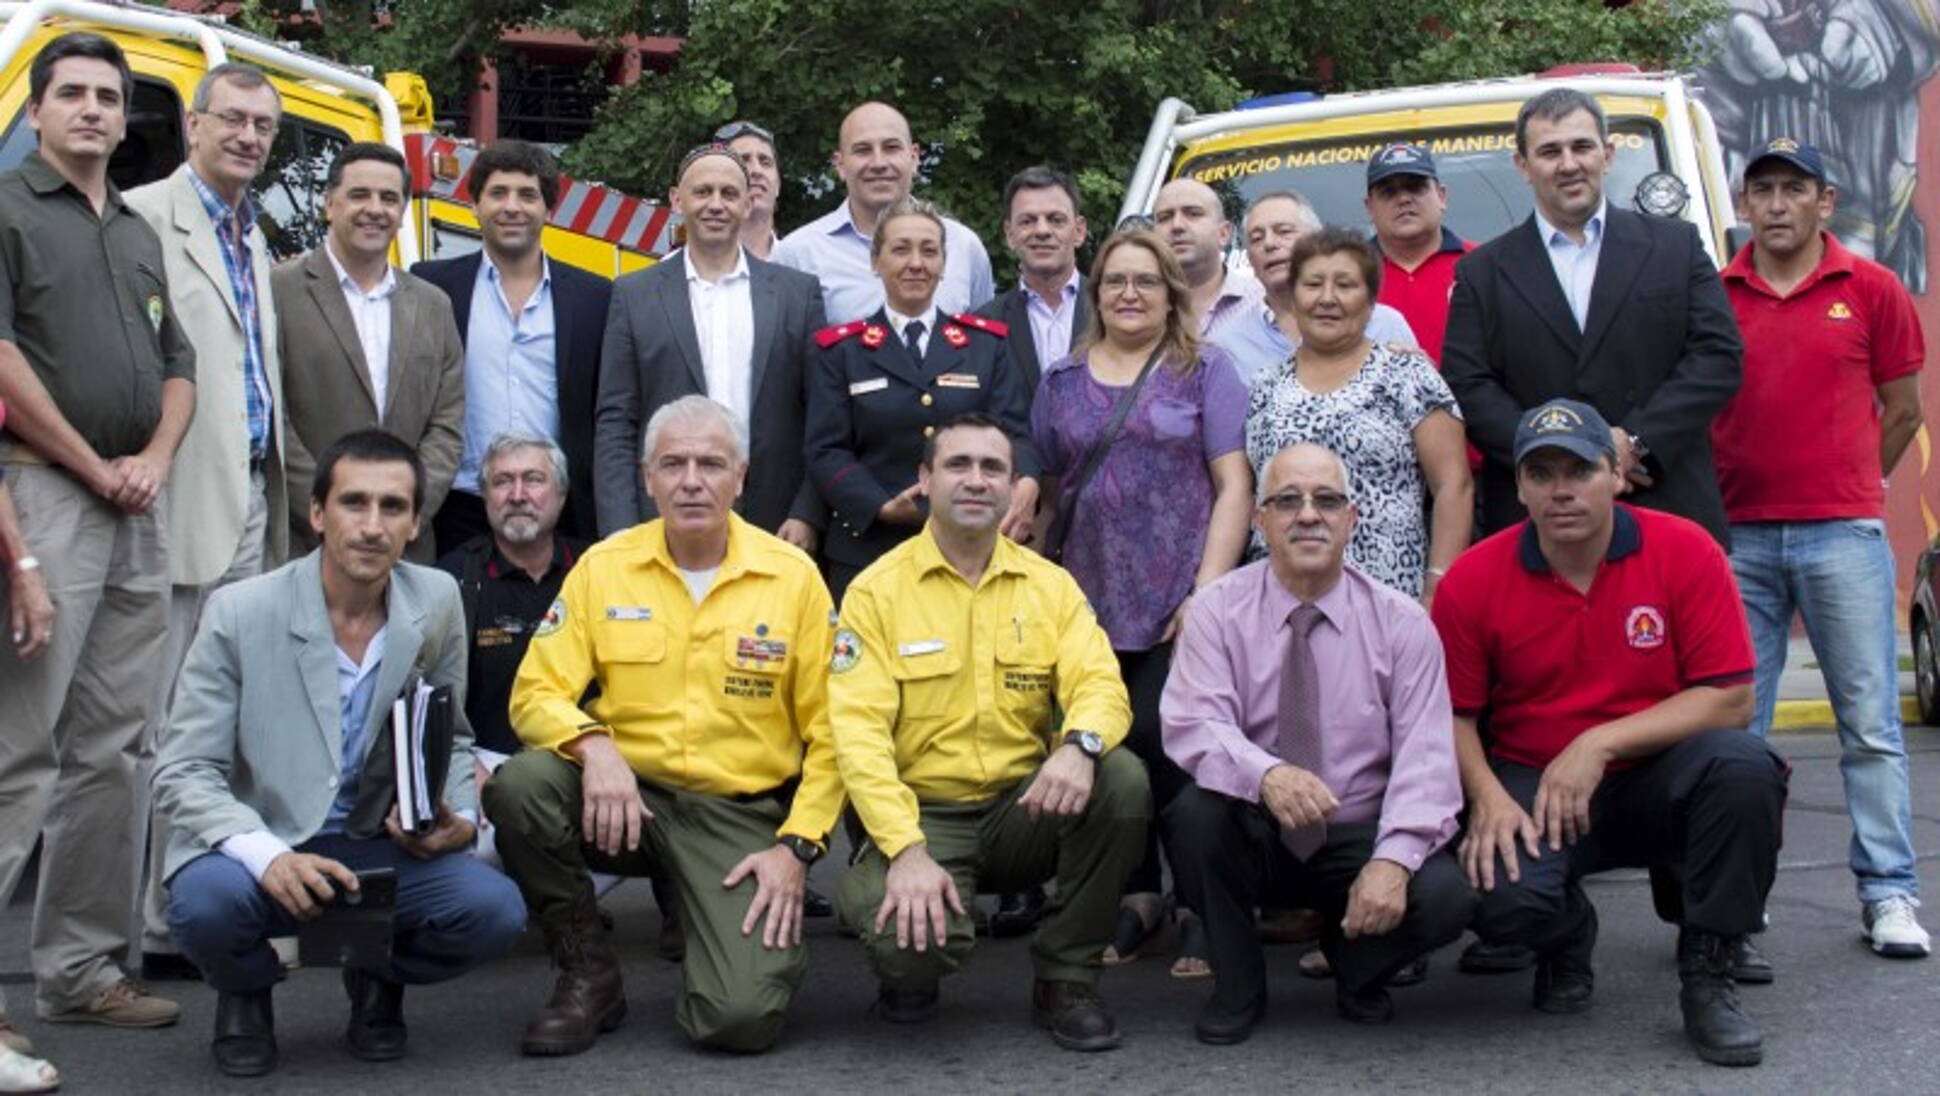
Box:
[1169,911,1212,980]
[1102,903,1164,966]
[0,1047,57,1094]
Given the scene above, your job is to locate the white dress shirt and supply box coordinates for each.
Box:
[325,242,400,419]
[685,249,757,430]
[885,306,940,358]
[1532,200,1606,331]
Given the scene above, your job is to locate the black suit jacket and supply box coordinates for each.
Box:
[593,254,827,537]
[1440,208,1743,543]
[410,252,611,541]
[974,277,1090,396]
[805,309,1036,569]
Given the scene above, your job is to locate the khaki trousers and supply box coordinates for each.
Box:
[0,465,167,1016]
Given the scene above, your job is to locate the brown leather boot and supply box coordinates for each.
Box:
[521,891,627,1056]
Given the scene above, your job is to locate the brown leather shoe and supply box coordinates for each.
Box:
[1030,980,1121,1052]
[521,891,627,1057]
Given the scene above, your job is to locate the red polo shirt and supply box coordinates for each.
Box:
[1430,504,1754,770]
[1713,233,1924,522]
[1376,226,1472,365]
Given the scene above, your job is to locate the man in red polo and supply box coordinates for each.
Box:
[1431,398,1787,1068]
[1365,143,1471,366]
[1711,137,1929,962]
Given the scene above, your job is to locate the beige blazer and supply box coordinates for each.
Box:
[125,165,288,584]
[153,552,476,882]
[273,246,464,562]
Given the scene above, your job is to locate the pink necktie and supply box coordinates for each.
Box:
[1276,603,1327,860]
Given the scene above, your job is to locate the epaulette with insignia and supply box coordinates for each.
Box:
[953,313,1008,338]
[814,319,869,349]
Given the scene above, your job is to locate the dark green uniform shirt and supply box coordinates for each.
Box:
[0,151,195,459]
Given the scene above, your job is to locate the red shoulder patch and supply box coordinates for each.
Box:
[953,313,1008,337]
[814,320,868,349]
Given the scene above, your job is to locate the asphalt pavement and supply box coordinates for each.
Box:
[4,724,1937,1094]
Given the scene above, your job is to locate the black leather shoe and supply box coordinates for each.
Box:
[870,983,939,1024]
[1728,935,1774,985]
[212,990,276,1077]
[1532,905,1597,1014]
[990,888,1047,938]
[803,887,834,919]
[1387,956,1429,988]
[1193,994,1265,1045]
[1458,939,1537,974]
[1335,983,1394,1025]
[342,968,407,1062]
[1031,980,1121,1051]
[141,951,204,982]
[1679,930,1764,1066]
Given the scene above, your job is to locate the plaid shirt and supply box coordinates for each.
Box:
[187,169,271,461]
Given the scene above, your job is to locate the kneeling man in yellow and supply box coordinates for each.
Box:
[487,394,839,1055]
[832,412,1146,1051]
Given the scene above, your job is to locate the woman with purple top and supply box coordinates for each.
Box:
[1031,230,1253,978]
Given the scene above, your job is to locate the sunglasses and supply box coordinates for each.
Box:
[713,120,775,146]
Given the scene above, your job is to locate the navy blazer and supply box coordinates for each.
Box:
[411,251,612,541]
[804,309,1037,570]
[1440,208,1742,543]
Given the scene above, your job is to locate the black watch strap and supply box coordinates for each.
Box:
[779,834,824,865]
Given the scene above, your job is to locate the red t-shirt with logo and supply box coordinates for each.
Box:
[1376,228,1472,366]
[1430,504,1755,769]
[1713,233,1924,522]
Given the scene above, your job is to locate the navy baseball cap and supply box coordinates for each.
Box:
[1514,399,1616,466]
[1744,136,1827,183]
[1366,142,1438,187]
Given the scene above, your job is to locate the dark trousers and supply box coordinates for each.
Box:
[1165,786,1476,1012]
[431,489,490,560]
[1471,728,1788,956]
[166,834,527,994]
[1118,643,1191,897]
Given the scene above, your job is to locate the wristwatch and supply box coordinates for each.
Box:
[1625,432,1650,462]
[778,834,824,865]
[1062,729,1105,761]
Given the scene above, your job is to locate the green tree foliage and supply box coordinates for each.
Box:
[295,0,1722,253]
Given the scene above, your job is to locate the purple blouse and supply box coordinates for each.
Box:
[1031,345,1248,651]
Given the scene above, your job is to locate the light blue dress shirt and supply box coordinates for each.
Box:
[1532,200,1606,331]
[323,625,389,833]
[771,200,995,323]
[456,257,558,495]
[1024,272,1081,366]
[1207,300,1420,389]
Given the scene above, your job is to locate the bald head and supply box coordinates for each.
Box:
[1153,177,1231,286]
[835,101,920,218]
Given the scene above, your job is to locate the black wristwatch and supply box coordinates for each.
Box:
[1062,729,1105,762]
[778,834,825,865]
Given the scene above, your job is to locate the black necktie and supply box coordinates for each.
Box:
[1276,602,1327,860]
[904,319,926,359]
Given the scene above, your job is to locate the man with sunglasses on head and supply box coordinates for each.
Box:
[716,121,783,260]
[1162,442,1474,1045]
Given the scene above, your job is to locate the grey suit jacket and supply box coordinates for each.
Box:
[592,253,826,537]
[152,552,475,882]
[126,165,289,583]
[274,247,465,562]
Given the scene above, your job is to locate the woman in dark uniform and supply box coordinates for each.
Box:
[805,196,1038,601]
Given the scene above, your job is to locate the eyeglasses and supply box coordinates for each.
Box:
[199,108,277,139]
[1099,272,1165,294]
[713,120,775,146]
[1261,489,1351,515]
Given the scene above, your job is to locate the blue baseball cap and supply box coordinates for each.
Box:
[1744,137,1827,183]
[1366,142,1438,187]
[1514,399,1616,466]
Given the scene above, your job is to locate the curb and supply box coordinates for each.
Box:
[1772,696,1919,730]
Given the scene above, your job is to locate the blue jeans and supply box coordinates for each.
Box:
[1731,519,1919,903]
[166,834,528,993]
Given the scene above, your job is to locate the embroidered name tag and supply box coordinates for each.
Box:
[935,373,981,389]
[849,377,889,395]
[898,639,947,657]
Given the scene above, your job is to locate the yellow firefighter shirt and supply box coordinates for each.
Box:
[511,514,842,844]
[830,526,1131,858]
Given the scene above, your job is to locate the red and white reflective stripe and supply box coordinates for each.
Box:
[403,133,679,255]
